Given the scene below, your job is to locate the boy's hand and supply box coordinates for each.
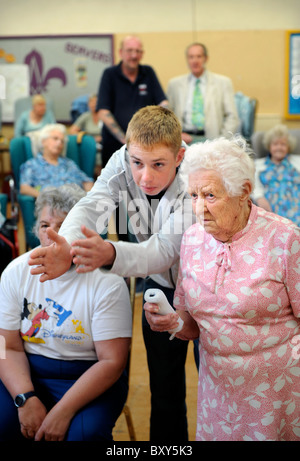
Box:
[70,225,116,273]
[28,229,72,282]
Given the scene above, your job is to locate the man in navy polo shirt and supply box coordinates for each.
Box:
[96,35,168,167]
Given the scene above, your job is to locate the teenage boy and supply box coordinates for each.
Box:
[29,106,196,442]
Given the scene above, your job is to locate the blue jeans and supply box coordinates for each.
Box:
[0,353,128,441]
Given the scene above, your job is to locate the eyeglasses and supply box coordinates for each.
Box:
[123,48,143,55]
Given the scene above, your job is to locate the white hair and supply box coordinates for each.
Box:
[38,123,68,154]
[39,123,66,141]
[180,136,255,197]
[263,124,297,153]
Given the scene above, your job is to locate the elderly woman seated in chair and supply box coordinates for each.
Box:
[0,184,132,441]
[252,124,300,226]
[69,94,102,144]
[19,123,94,198]
[14,94,56,138]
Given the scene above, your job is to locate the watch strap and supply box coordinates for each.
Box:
[23,391,36,400]
[14,391,36,407]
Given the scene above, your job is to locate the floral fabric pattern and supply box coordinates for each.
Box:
[259,155,300,227]
[174,205,300,441]
[20,153,93,190]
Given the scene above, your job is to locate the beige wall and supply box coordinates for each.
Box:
[1,0,300,133]
[117,30,285,114]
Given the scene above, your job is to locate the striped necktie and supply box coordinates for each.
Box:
[192,78,204,129]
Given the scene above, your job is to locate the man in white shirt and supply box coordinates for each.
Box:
[167,43,239,144]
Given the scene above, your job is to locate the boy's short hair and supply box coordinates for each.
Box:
[126,106,182,154]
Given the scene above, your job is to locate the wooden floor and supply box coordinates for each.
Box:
[13,207,199,442]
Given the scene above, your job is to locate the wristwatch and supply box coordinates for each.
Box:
[14,391,36,408]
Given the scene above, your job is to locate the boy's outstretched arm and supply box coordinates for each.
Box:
[28,228,72,282]
[70,225,116,273]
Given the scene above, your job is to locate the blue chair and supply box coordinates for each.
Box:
[0,193,7,219]
[9,134,97,250]
[235,92,258,142]
[70,94,89,123]
[0,176,20,273]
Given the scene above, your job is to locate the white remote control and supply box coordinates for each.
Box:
[144,288,184,340]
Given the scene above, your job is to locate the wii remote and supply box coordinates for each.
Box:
[144,288,184,340]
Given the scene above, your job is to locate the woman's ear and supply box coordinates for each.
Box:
[240,180,252,202]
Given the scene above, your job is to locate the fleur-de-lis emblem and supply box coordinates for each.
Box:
[24,49,67,94]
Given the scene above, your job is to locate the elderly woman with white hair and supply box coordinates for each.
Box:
[20,123,94,198]
[252,124,300,226]
[144,136,300,441]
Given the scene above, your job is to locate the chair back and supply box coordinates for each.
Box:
[67,134,96,178]
[70,94,89,123]
[0,193,7,219]
[251,129,300,158]
[234,92,258,141]
[9,137,33,190]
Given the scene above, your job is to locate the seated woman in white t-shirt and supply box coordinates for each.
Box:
[0,184,132,442]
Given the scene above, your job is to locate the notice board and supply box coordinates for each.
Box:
[0,35,114,122]
[0,64,30,122]
[285,30,300,119]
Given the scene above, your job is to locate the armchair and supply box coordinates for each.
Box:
[10,134,97,250]
[234,92,258,142]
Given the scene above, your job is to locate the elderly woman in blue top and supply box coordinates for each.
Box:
[14,94,56,138]
[252,124,300,226]
[20,123,94,198]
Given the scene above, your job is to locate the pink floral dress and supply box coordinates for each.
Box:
[174,204,300,441]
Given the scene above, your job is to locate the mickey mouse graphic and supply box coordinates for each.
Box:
[21,298,50,343]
